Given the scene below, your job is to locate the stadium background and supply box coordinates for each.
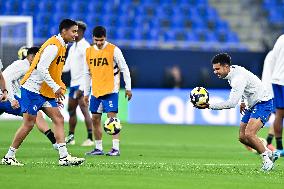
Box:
[1,1,284,188]
[0,0,284,125]
[0,0,280,125]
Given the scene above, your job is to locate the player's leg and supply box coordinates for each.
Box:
[239,122,254,148]
[65,97,78,145]
[103,93,120,156]
[43,106,84,166]
[239,109,254,149]
[1,113,36,166]
[35,111,57,149]
[272,84,284,156]
[2,88,41,166]
[246,118,274,171]
[245,118,266,153]
[266,122,275,151]
[78,96,94,146]
[85,95,104,155]
[106,112,120,156]
[274,109,284,152]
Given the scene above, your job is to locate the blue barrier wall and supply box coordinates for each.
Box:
[128,88,274,126]
[122,49,266,88]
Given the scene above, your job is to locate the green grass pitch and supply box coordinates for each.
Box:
[0,120,283,189]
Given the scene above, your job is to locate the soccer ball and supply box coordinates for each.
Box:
[245,137,268,153]
[18,46,29,60]
[190,87,209,107]
[104,117,122,135]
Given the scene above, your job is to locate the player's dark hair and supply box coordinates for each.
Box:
[211,53,231,66]
[59,19,77,33]
[77,21,87,32]
[92,26,106,37]
[27,47,39,55]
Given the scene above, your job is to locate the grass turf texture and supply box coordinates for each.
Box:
[0,120,283,189]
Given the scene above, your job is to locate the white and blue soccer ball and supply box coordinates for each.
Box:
[190,87,209,106]
[104,117,122,135]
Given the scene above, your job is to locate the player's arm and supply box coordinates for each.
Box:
[36,45,63,97]
[80,50,91,105]
[0,59,7,101]
[4,62,26,103]
[209,77,246,110]
[114,47,132,101]
[0,71,8,101]
[62,51,71,73]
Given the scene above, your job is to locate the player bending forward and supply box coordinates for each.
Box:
[195,53,278,171]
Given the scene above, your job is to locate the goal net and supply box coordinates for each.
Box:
[0,16,33,120]
[0,16,33,69]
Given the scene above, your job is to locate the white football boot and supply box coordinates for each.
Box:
[1,156,24,166]
[59,155,85,166]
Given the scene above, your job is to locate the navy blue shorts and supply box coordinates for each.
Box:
[90,93,118,114]
[0,95,22,116]
[241,99,273,125]
[20,87,57,115]
[272,84,284,109]
[69,85,80,99]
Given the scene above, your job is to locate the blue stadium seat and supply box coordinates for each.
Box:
[71,1,87,14]
[136,4,156,17]
[36,13,52,27]
[34,25,50,38]
[118,15,136,28]
[55,1,70,14]
[52,13,69,26]
[4,0,21,14]
[69,13,86,22]
[102,15,119,28]
[38,0,54,13]
[21,0,37,15]
[86,15,104,27]
[116,28,134,40]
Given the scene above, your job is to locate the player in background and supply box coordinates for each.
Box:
[195,53,276,171]
[63,21,93,147]
[83,26,132,156]
[1,19,85,166]
[261,51,276,151]
[0,59,8,101]
[0,47,57,150]
[269,34,284,157]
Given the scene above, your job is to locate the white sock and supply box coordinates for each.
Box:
[6,146,17,158]
[95,140,103,151]
[113,139,120,151]
[260,150,271,161]
[58,143,68,158]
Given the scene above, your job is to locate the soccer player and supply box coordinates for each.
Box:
[1,19,85,166]
[63,21,93,147]
[261,50,276,151]
[83,26,132,156]
[0,59,8,101]
[269,34,284,157]
[0,47,57,150]
[195,53,276,171]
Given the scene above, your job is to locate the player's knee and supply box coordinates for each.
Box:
[53,114,64,125]
[244,131,255,139]
[68,109,76,117]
